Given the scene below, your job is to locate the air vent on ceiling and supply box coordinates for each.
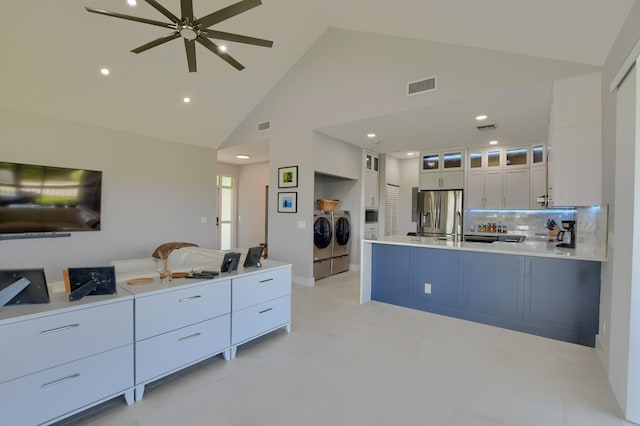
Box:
[477,123,498,131]
[407,76,437,96]
[257,120,271,132]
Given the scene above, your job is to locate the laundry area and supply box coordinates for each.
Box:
[313,172,357,280]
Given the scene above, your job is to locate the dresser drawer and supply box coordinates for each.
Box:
[135,279,231,341]
[232,267,291,311]
[0,344,133,426]
[232,295,290,345]
[0,300,133,384]
[135,314,230,384]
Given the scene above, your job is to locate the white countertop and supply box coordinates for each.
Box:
[364,235,607,262]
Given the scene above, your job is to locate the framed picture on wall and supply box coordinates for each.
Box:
[278,192,297,213]
[278,166,298,188]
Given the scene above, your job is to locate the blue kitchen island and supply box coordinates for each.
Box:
[360,236,606,347]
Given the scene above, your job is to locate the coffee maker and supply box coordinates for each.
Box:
[556,220,576,248]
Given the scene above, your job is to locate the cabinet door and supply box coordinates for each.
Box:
[483,170,503,209]
[419,172,442,190]
[371,244,413,301]
[464,252,524,320]
[531,166,547,209]
[416,248,462,305]
[442,151,463,170]
[503,169,530,209]
[364,171,379,208]
[466,171,485,209]
[440,171,464,189]
[526,257,600,336]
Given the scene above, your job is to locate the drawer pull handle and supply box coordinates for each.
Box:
[42,373,80,388]
[40,323,80,335]
[259,308,273,314]
[179,332,202,342]
[178,295,202,302]
[259,278,274,283]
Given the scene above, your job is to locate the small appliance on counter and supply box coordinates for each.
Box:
[556,220,576,248]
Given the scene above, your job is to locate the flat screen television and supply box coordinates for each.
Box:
[0,161,102,234]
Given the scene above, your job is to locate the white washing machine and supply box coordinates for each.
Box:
[331,210,351,275]
[313,210,333,280]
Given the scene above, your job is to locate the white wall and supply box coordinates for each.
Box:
[399,157,420,236]
[222,28,597,284]
[237,162,269,250]
[600,2,640,422]
[0,108,218,283]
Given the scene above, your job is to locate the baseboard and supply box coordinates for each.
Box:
[292,274,315,287]
[594,334,609,372]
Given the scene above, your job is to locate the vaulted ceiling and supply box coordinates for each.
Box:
[0,1,634,156]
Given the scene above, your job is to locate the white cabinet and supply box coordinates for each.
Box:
[127,278,231,401]
[503,169,530,209]
[465,144,543,209]
[0,294,135,426]
[364,170,379,208]
[467,170,503,209]
[548,72,602,207]
[420,150,465,190]
[364,223,379,239]
[231,266,292,358]
[364,151,380,208]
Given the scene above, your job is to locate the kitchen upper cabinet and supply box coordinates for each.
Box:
[531,166,547,209]
[467,170,502,209]
[364,170,379,208]
[420,149,465,190]
[548,72,602,207]
[503,169,530,209]
[365,152,379,172]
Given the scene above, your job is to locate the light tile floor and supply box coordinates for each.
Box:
[56,271,631,426]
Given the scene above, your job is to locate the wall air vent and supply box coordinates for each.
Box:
[407,76,437,96]
[477,123,498,131]
[257,120,271,132]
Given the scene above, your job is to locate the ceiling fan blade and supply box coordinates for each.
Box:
[195,0,262,29]
[197,37,245,71]
[184,39,197,72]
[131,32,181,53]
[202,30,273,48]
[181,0,194,20]
[144,0,180,23]
[85,7,174,29]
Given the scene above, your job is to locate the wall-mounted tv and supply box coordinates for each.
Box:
[0,162,102,234]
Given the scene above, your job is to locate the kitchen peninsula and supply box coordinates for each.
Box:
[360,235,606,346]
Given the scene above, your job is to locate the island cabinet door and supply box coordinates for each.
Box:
[524,257,600,341]
[462,252,525,321]
[371,244,414,304]
[415,248,462,306]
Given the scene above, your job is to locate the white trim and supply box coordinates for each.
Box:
[610,37,640,93]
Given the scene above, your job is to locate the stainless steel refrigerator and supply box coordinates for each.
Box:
[416,190,463,238]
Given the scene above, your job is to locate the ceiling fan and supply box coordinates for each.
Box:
[85,0,273,72]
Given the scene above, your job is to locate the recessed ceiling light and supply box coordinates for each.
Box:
[236,154,251,159]
[127,0,137,6]
[183,97,191,103]
[219,45,227,52]
[476,115,488,121]
[367,133,376,138]
[407,152,416,156]
[100,68,110,76]
[489,140,499,145]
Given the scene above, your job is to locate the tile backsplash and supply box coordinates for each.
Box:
[465,206,608,250]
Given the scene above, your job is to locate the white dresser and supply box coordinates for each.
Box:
[230,265,292,359]
[124,276,232,401]
[0,292,134,426]
[121,260,292,400]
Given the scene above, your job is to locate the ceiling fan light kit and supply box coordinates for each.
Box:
[85,0,273,72]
